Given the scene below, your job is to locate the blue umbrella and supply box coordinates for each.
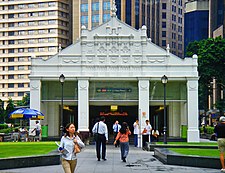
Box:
[9,108,44,119]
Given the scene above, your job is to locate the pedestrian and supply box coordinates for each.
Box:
[151,129,159,142]
[114,122,131,162]
[32,120,41,142]
[92,116,108,161]
[214,116,225,172]
[58,123,85,173]
[19,126,28,142]
[113,120,121,147]
[133,119,139,147]
[12,128,20,142]
[142,120,152,150]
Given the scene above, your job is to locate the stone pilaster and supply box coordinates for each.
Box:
[138,79,149,147]
[187,79,200,142]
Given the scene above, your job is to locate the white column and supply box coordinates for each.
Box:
[30,79,41,110]
[187,80,200,142]
[78,79,89,131]
[169,102,181,137]
[29,79,42,133]
[138,79,149,147]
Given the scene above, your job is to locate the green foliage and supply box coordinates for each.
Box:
[186,37,225,111]
[200,126,204,134]
[0,95,31,124]
[5,98,15,123]
[0,128,13,133]
[206,126,214,134]
[215,100,225,115]
[0,99,5,123]
[17,94,30,107]
[0,124,8,130]
[199,126,214,135]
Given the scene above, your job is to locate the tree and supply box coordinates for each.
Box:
[17,94,30,107]
[186,36,225,112]
[5,98,15,123]
[0,99,5,123]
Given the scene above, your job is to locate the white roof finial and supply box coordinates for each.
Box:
[166,44,170,54]
[58,44,62,52]
[111,0,117,17]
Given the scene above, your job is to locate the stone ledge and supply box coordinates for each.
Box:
[147,142,217,151]
[154,148,221,169]
[0,154,60,170]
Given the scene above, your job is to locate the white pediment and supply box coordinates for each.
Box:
[30,15,198,79]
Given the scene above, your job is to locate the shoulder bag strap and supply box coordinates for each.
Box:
[97,122,99,134]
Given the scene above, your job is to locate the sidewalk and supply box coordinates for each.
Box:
[0,145,220,173]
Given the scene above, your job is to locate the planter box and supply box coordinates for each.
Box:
[154,148,221,169]
[0,154,60,170]
[147,143,217,151]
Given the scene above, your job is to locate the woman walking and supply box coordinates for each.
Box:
[58,123,85,173]
[114,122,131,162]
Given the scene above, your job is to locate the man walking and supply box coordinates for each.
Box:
[214,116,225,172]
[92,116,108,161]
[133,119,139,147]
[113,120,121,147]
[32,120,41,142]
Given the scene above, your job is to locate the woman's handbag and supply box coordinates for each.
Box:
[142,128,147,134]
[74,143,81,154]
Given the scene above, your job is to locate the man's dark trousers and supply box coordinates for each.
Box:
[96,134,106,160]
[114,132,120,147]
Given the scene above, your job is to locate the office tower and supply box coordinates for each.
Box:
[184,0,209,54]
[209,0,225,38]
[74,0,185,58]
[73,0,112,43]
[0,0,72,105]
[141,0,185,58]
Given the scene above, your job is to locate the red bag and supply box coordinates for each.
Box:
[142,128,147,134]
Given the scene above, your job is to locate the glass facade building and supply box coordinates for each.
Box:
[74,0,185,58]
[184,0,209,54]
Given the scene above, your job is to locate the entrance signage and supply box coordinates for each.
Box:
[100,112,128,116]
[96,88,132,93]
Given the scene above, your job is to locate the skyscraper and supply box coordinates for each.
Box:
[72,0,112,43]
[0,0,72,105]
[209,0,225,38]
[74,0,185,57]
[184,0,209,54]
[0,0,186,104]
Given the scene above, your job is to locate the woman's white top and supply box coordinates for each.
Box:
[59,135,85,160]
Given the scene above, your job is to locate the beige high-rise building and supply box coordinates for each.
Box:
[145,0,184,58]
[0,0,72,105]
[0,0,185,104]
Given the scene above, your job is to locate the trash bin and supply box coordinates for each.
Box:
[42,125,48,137]
[181,125,187,139]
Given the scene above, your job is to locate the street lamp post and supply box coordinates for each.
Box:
[161,75,168,144]
[59,74,65,137]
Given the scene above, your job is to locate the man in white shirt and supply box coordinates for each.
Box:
[112,120,121,147]
[142,120,152,149]
[92,116,108,161]
[133,119,139,147]
[32,121,41,142]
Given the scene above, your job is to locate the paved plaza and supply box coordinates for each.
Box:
[0,144,221,173]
